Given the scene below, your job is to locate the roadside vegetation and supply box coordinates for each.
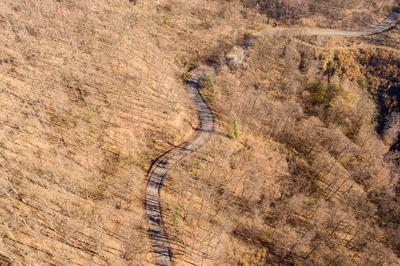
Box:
[1,0,399,265]
[393,2,400,13]
[161,1,400,265]
[242,0,396,28]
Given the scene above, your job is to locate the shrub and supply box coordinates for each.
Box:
[179,59,199,82]
[308,81,327,105]
[183,60,198,72]
[199,73,215,90]
[206,40,234,64]
[226,46,245,70]
[393,3,400,13]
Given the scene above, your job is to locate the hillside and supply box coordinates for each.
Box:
[0,0,399,265]
[163,36,400,265]
[242,0,396,28]
[0,1,196,264]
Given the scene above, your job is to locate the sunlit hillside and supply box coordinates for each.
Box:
[0,0,399,265]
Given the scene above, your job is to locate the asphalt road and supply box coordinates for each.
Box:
[145,66,215,266]
[257,12,399,37]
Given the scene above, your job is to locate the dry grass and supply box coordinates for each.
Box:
[159,3,400,265]
[242,0,396,28]
[0,0,198,264]
[0,0,399,265]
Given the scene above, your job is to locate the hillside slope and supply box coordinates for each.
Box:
[0,0,399,265]
[0,1,196,264]
[157,1,400,265]
[242,0,396,28]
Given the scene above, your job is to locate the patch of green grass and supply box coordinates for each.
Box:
[191,159,208,177]
[172,207,181,235]
[172,207,180,226]
[87,109,97,125]
[199,72,218,103]
[230,117,241,139]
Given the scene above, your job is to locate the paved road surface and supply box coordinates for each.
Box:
[257,12,399,37]
[145,66,215,266]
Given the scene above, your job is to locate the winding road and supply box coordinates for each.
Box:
[145,66,215,266]
[145,12,399,266]
[257,12,399,37]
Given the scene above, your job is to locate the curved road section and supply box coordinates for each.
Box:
[258,12,399,37]
[301,12,399,36]
[145,11,399,266]
[145,66,215,266]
